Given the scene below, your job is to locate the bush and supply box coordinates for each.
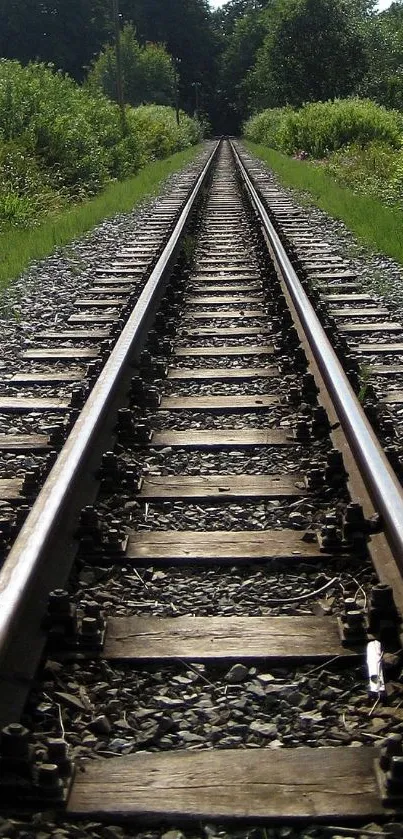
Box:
[277,98,403,157]
[324,141,403,208]
[0,140,66,229]
[0,59,202,218]
[127,105,203,165]
[0,59,138,195]
[243,107,292,148]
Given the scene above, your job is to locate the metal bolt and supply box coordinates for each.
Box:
[311,406,330,436]
[344,597,357,614]
[46,738,72,775]
[345,609,365,628]
[369,583,400,641]
[302,373,318,399]
[106,529,122,551]
[0,518,11,538]
[133,423,152,444]
[380,734,403,770]
[81,617,101,639]
[80,506,100,530]
[70,386,85,409]
[85,601,102,620]
[0,723,30,759]
[293,347,307,370]
[47,738,68,762]
[112,317,126,335]
[15,505,30,527]
[286,326,299,348]
[37,762,64,798]
[308,467,324,489]
[48,589,71,616]
[295,415,310,441]
[288,386,301,405]
[100,339,113,356]
[102,451,118,476]
[48,424,64,447]
[22,467,41,495]
[321,524,342,548]
[385,446,401,473]
[345,502,365,526]
[145,386,161,407]
[382,418,395,437]
[86,360,101,380]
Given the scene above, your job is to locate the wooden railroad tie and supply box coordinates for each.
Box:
[139,474,306,500]
[126,528,327,564]
[150,429,295,448]
[67,747,382,821]
[159,395,279,411]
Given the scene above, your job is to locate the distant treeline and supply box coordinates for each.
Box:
[2,0,403,130]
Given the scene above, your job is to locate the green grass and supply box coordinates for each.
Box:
[245,141,403,265]
[0,145,202,290]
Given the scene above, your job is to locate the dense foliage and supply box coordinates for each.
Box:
[87,25,176,108]
[324,142,403,208]
[245,99,403,157]
[127,105,203,165]
[244,98,403,209]
[0,0,219,117]
[245,0,367,111]
[2,0,403,206]
[3,0,403,132]
[0,0,111,81]
[0,60,201,228]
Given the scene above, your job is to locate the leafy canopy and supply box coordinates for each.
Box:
[87,25,176,108]
[245,0,368,111]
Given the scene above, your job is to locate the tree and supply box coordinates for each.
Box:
[87,24,176,107]
[220,10,267,119]
[118,0,219,115]
[213,0,269,37]
[246,0,368,111]
[0,0,110,81]
[359,2,403,109]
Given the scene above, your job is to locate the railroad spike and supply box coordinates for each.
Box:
[342,502,368,550]
[46,738,72,778]
[45,589,78,645]
[325,448,348,489]
[295,414,311,441]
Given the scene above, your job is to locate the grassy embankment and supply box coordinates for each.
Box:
[245,141,403,264]
[0,145,201,290]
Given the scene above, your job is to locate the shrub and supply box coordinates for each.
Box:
[324,141,403,208]
[0,140,66,229]
[277,98,403,157]
[0,60,202,208]
[243,107,292,148]
[127,105,202,165]
[0,59,136,195]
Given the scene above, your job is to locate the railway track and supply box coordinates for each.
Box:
[1,139,403,832]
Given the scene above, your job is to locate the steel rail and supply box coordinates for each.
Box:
[0,141,220,722]
[232,140,403,571]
